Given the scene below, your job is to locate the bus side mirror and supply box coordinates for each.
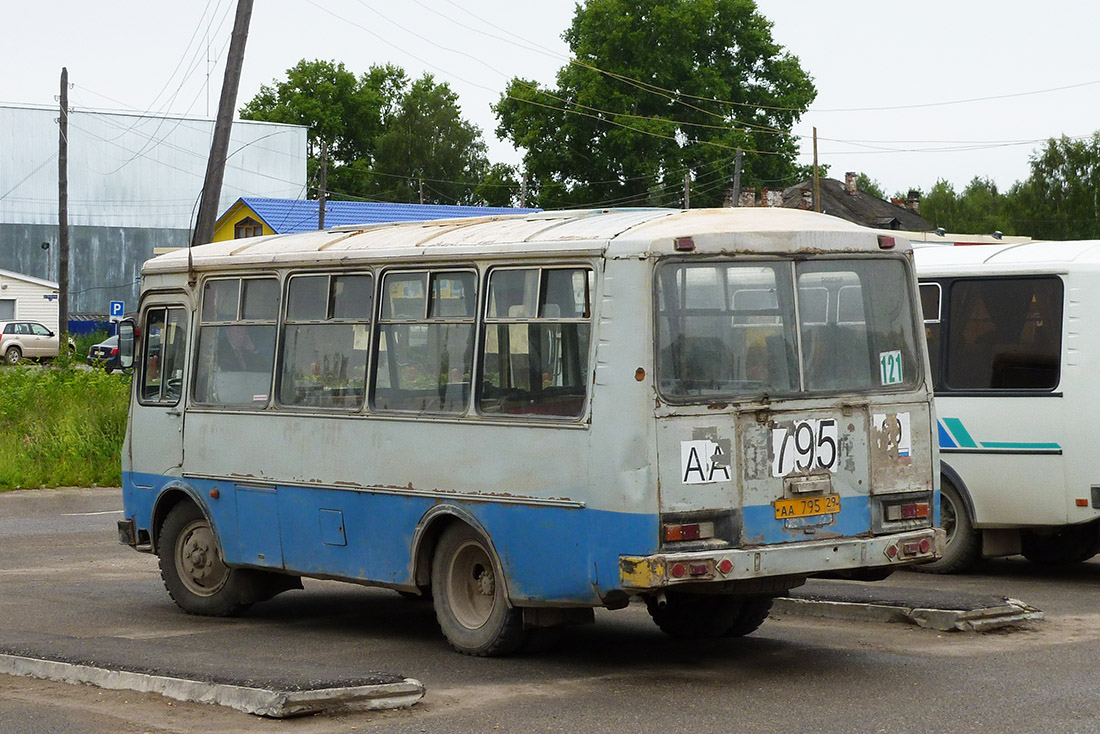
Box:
[118,319,135,370]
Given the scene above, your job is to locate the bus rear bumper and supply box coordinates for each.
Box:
[619,528,945,590]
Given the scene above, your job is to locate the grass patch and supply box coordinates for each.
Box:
[0,365,130,490]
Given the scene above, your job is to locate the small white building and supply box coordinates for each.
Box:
[0,268,59,332]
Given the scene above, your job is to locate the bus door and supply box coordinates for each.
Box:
[132,300,190,477]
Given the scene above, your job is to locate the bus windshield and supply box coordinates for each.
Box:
[656,257,921,399]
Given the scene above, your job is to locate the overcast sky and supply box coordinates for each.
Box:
[5,0,1100,199]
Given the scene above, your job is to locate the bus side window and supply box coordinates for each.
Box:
[371,270,476,413]
[278,273,372,410]
[919,283,942,387]
[479,267,592,417]
[945,277,1062,391]
[193,277,278,407]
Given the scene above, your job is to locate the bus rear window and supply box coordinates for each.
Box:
[656,258,922,399]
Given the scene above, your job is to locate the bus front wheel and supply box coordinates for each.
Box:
[431,524,525,656]
[914,477,980,574]
[158,502,250,617]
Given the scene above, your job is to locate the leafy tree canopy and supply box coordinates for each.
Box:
[494,0,816,209]
[908,135,1100,240]
[855,172,885,200]
[242,61,495,205]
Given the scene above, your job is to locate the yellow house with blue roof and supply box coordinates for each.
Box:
[213,198,540,242]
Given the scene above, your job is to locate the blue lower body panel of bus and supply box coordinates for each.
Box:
[122,471,657,605]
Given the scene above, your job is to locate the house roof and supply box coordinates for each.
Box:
[217,197,542,235]
[781,178,931,231]
[0,268,58,289]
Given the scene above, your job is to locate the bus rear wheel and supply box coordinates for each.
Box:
[431,524,525,656]
[1021,523,1100,566]
[158,502,250,617]
[723,596,774,637]
[914,477,980,574]
[646,593,754,638]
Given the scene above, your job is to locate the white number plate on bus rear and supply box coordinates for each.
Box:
[771,418,839,477]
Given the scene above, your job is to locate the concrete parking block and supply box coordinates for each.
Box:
[0,652,424,718]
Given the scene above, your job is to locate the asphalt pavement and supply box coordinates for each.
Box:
[4,487,1100,734]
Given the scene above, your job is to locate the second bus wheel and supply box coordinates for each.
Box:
[157,501,251,617]
[1021,523,1100,566]
[431,524,525,656]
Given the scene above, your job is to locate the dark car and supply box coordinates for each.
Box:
[87,335,120,372]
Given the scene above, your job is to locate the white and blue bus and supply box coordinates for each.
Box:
[916,240,1100,572]
[117,208,942,655]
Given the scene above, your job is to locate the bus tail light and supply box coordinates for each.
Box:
[670,560,718,579]
[885,537,934,560]
[664,522,715,542]
[884,502,930,522]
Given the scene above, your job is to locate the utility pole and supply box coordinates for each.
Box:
[418,177,425,205]
[731,148,743,207]
[317,140,327,230]
[812,126,821,213]
[683,172,690,209]
[192,0,254,247]
[519,174,527,208]
[58,67,69,343]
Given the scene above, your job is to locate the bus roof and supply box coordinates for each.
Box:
[145,207,906,275]
[914,240,1100,274]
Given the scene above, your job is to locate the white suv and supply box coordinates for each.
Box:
[0,321,71,364]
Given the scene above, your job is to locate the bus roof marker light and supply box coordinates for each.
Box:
[877,235,896,250]
[674,236,695,252]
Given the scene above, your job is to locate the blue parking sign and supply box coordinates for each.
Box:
[109,300,124,321]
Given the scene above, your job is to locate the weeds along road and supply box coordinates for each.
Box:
[3,487,1100,734]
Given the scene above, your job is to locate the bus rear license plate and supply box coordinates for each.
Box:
[773,494,841,519]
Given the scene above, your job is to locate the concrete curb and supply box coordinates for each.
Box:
[0,653,424,717]
[774,596,1043,632]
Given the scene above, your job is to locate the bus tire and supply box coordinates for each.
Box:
[158,502,250,617]
[1021,523,1100,566]
[431,524,525,657]
[723,596,773,637]
[646,593,743,638]
[914,477,981,574]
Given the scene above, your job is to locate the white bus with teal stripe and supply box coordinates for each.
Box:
[916,240,1100,572]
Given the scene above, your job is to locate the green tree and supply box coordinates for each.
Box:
[494,0,815,209]
[855,173,885,200]
[1006,134,1100,240]
[475,163,522,208]
[916,180,959,232]
[242,62,498,205]
[240,59,397,168]
[955,177,1005,235]
[369,75,490,205]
